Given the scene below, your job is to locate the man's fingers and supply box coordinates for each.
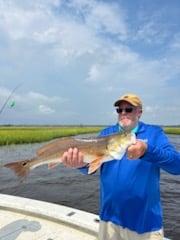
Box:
[62,148,86,168]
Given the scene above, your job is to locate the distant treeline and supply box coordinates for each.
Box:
[162,125,180,128]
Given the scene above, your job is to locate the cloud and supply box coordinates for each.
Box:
[39,104,55,114]
[84,1,128,40]
[86,64,101,82]
[0,88,68,123]
[0,0,179,125]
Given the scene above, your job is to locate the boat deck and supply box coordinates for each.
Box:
[0,194,171,240]
[0,194,98,240]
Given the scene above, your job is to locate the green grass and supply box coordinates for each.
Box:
[0,126,179,146]
[0,126,104,146]
[163,127,180,135]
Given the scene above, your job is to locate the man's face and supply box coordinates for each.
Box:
[116,101,142,131]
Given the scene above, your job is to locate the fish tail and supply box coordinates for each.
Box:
[4,160,31,179]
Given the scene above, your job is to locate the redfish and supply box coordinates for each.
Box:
[4,132,136,179]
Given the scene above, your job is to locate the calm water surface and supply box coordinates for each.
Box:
[0,134,179,240]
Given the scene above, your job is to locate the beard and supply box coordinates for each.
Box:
[119,115,139,131]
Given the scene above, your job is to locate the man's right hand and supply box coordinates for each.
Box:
[62,148,87,168]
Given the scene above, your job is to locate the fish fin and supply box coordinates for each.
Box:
[4,160,31,179]
[48,162,61,169]
[88,157,103,174]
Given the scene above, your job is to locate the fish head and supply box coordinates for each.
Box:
[107,132,136,160]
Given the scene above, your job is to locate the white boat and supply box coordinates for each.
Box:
[0,194,171,240]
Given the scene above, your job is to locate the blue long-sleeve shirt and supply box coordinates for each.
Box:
[79,121,180,233]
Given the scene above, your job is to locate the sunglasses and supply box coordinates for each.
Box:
[116,107,135,114]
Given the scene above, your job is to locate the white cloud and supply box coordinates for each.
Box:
[85,1,128,40]
[0,87,68,123]
[169,33,180,52]
[86,65,101,82]
[39,104,55,114]
[0,0,179,125]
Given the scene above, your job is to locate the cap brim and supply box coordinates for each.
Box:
[114,99,135,107]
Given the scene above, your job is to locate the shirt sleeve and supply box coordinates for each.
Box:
[141,127,180,175]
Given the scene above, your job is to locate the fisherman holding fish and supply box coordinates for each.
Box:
[4,93,180,240]
[62,93,180,240]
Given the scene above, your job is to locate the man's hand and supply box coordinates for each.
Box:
[126,140,147,160]
[62,148,87,168]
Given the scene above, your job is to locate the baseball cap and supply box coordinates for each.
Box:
[114,93,142,109]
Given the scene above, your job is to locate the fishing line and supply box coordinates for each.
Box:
[0,82,23,116]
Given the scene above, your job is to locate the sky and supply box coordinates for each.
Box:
[0,0,179,126]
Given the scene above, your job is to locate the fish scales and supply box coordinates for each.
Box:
[37,136,109,158]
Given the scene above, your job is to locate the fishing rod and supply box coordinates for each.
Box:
[0,82,23,115]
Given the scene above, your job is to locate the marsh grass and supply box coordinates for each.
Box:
[163,127,180,135]
[0,126,179,146]
[0,126,104,146]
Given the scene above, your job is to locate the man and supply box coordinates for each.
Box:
[62,93,180,240]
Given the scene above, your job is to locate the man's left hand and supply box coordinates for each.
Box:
[126,140,147,160]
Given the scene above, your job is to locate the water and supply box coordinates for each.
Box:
[0,135,179,240]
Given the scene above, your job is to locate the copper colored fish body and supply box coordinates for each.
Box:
[4,132,136,179]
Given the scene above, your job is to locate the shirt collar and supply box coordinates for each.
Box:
[118,124,139,133]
